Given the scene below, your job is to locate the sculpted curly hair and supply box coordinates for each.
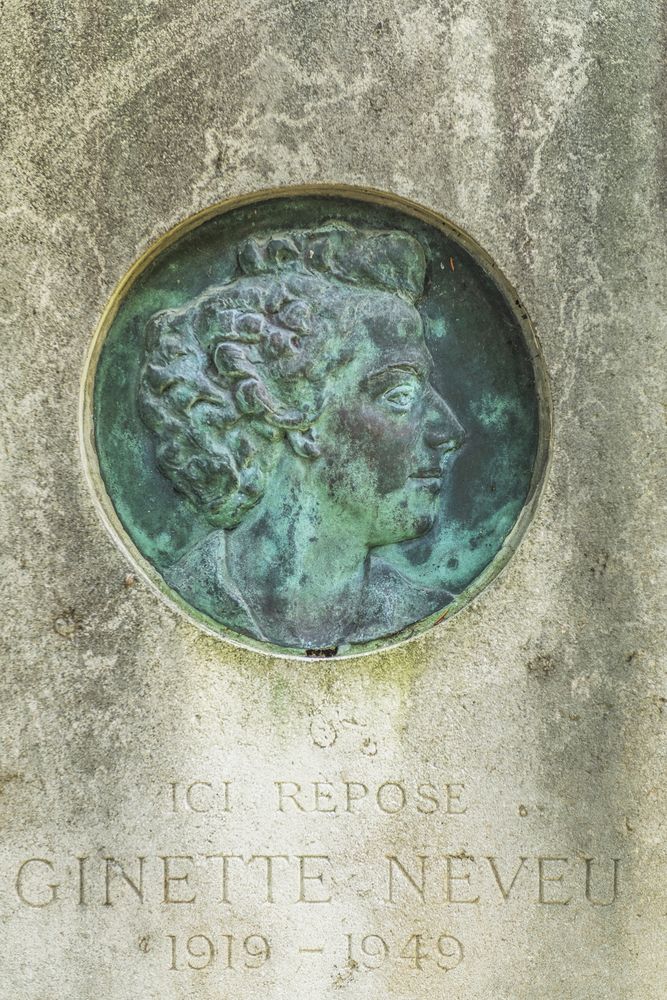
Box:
[138,222,427,527]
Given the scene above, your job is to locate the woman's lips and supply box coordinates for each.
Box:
[411,469,442,479]
[410,470,443,494]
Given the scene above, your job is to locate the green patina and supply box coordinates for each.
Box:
[93,193,544,656]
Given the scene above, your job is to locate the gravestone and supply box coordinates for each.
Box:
[0,3,664,999]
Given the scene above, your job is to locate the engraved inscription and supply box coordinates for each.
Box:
[8,771,623,983]
[273,779,467,814]
[12,852,620,910]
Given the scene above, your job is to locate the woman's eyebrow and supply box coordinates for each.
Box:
[365,362,429,386]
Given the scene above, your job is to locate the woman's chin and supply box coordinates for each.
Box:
[371,494,440,546]
[413,512,437,538]
[389,511,437,544]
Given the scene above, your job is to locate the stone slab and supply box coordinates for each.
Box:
[0,2,665,998]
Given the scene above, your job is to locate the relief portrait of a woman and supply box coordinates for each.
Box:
[138,223,465,650]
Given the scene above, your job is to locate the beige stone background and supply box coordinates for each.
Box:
[0,1,665,998]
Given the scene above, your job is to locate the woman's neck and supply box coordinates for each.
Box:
[224,456,369,648]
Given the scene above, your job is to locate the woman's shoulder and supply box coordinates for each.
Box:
[163,538,452,649]
[165,531,263,639]
[347,555,454,646]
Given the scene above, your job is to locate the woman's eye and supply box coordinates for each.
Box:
[382,384,417,410]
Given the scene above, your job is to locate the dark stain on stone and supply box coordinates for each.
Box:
[527,654,556,679]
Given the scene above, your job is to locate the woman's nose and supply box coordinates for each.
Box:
[424,390,465,453]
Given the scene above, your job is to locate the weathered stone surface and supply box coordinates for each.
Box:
[0,2,664,998]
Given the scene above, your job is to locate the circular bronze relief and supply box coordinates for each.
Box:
[82,186,550,658]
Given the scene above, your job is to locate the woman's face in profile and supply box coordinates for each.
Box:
[310,291,464,549]
[104,209,541,652]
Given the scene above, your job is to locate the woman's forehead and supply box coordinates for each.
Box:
[304,287,431,380]
[350,291,426,350]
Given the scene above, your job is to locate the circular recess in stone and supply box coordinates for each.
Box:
[82,185,551,658]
